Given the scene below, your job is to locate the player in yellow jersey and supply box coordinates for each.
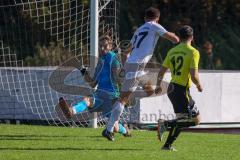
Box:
[155,25,203,151]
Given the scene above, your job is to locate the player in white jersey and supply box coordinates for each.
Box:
[102,7,179,141]
[128,21,167,64]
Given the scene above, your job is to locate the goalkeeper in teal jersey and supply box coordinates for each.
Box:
[58,35,131,137]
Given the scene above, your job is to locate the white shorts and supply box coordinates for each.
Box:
[121,62,147,92]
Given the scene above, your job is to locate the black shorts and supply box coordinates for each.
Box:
[167,82,199,118]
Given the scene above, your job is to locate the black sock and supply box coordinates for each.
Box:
[168,127,181,145]
[176,121,196,128]
[165,119,196,128]
[163,126,175,148]
[164,119,177,128]
[163,126,182,147]
[163,119,196,148]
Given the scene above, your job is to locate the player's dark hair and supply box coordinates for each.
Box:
[145,7,160,20]
[178,25,193,40]
[99,35,112,44]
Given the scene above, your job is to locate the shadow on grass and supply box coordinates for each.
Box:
[0,135,123,141]
[86,135,103,138]
[0,147,142,151]
[0,134,106,138]
[0,135,81,138]
[0,138,45,141]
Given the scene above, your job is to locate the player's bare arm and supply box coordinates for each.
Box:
[190,68,203,92]
[162,32,180,44]
[155,66,168,94]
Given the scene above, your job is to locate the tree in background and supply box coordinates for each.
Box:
[120,0,240,69]
[0,0,240,69]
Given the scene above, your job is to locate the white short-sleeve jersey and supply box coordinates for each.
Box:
[127,21,167,64]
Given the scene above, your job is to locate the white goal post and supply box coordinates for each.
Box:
[89,0,99,129]
[0,0,121,128]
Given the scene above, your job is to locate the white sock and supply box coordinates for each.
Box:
[72,108,77,114]
[106,101,124,133]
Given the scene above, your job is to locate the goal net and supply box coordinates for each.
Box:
[0,0,133,127]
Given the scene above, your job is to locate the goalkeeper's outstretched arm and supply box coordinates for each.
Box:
[80,68,97,88]
[121,43,132,64]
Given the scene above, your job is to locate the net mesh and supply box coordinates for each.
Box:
[0,0,134,127]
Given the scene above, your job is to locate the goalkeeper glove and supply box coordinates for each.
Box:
[80,68,88,76]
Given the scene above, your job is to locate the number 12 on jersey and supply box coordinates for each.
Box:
[170,56,184,76]
[132,31,148,50]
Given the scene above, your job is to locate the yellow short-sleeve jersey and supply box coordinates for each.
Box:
[162,43,200,87]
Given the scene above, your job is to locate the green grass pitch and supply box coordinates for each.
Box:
[0,124,239,160]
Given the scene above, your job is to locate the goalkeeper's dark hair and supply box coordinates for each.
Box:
[178,25,193,41]
[145,7,160,20]
[99,35,113,44]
